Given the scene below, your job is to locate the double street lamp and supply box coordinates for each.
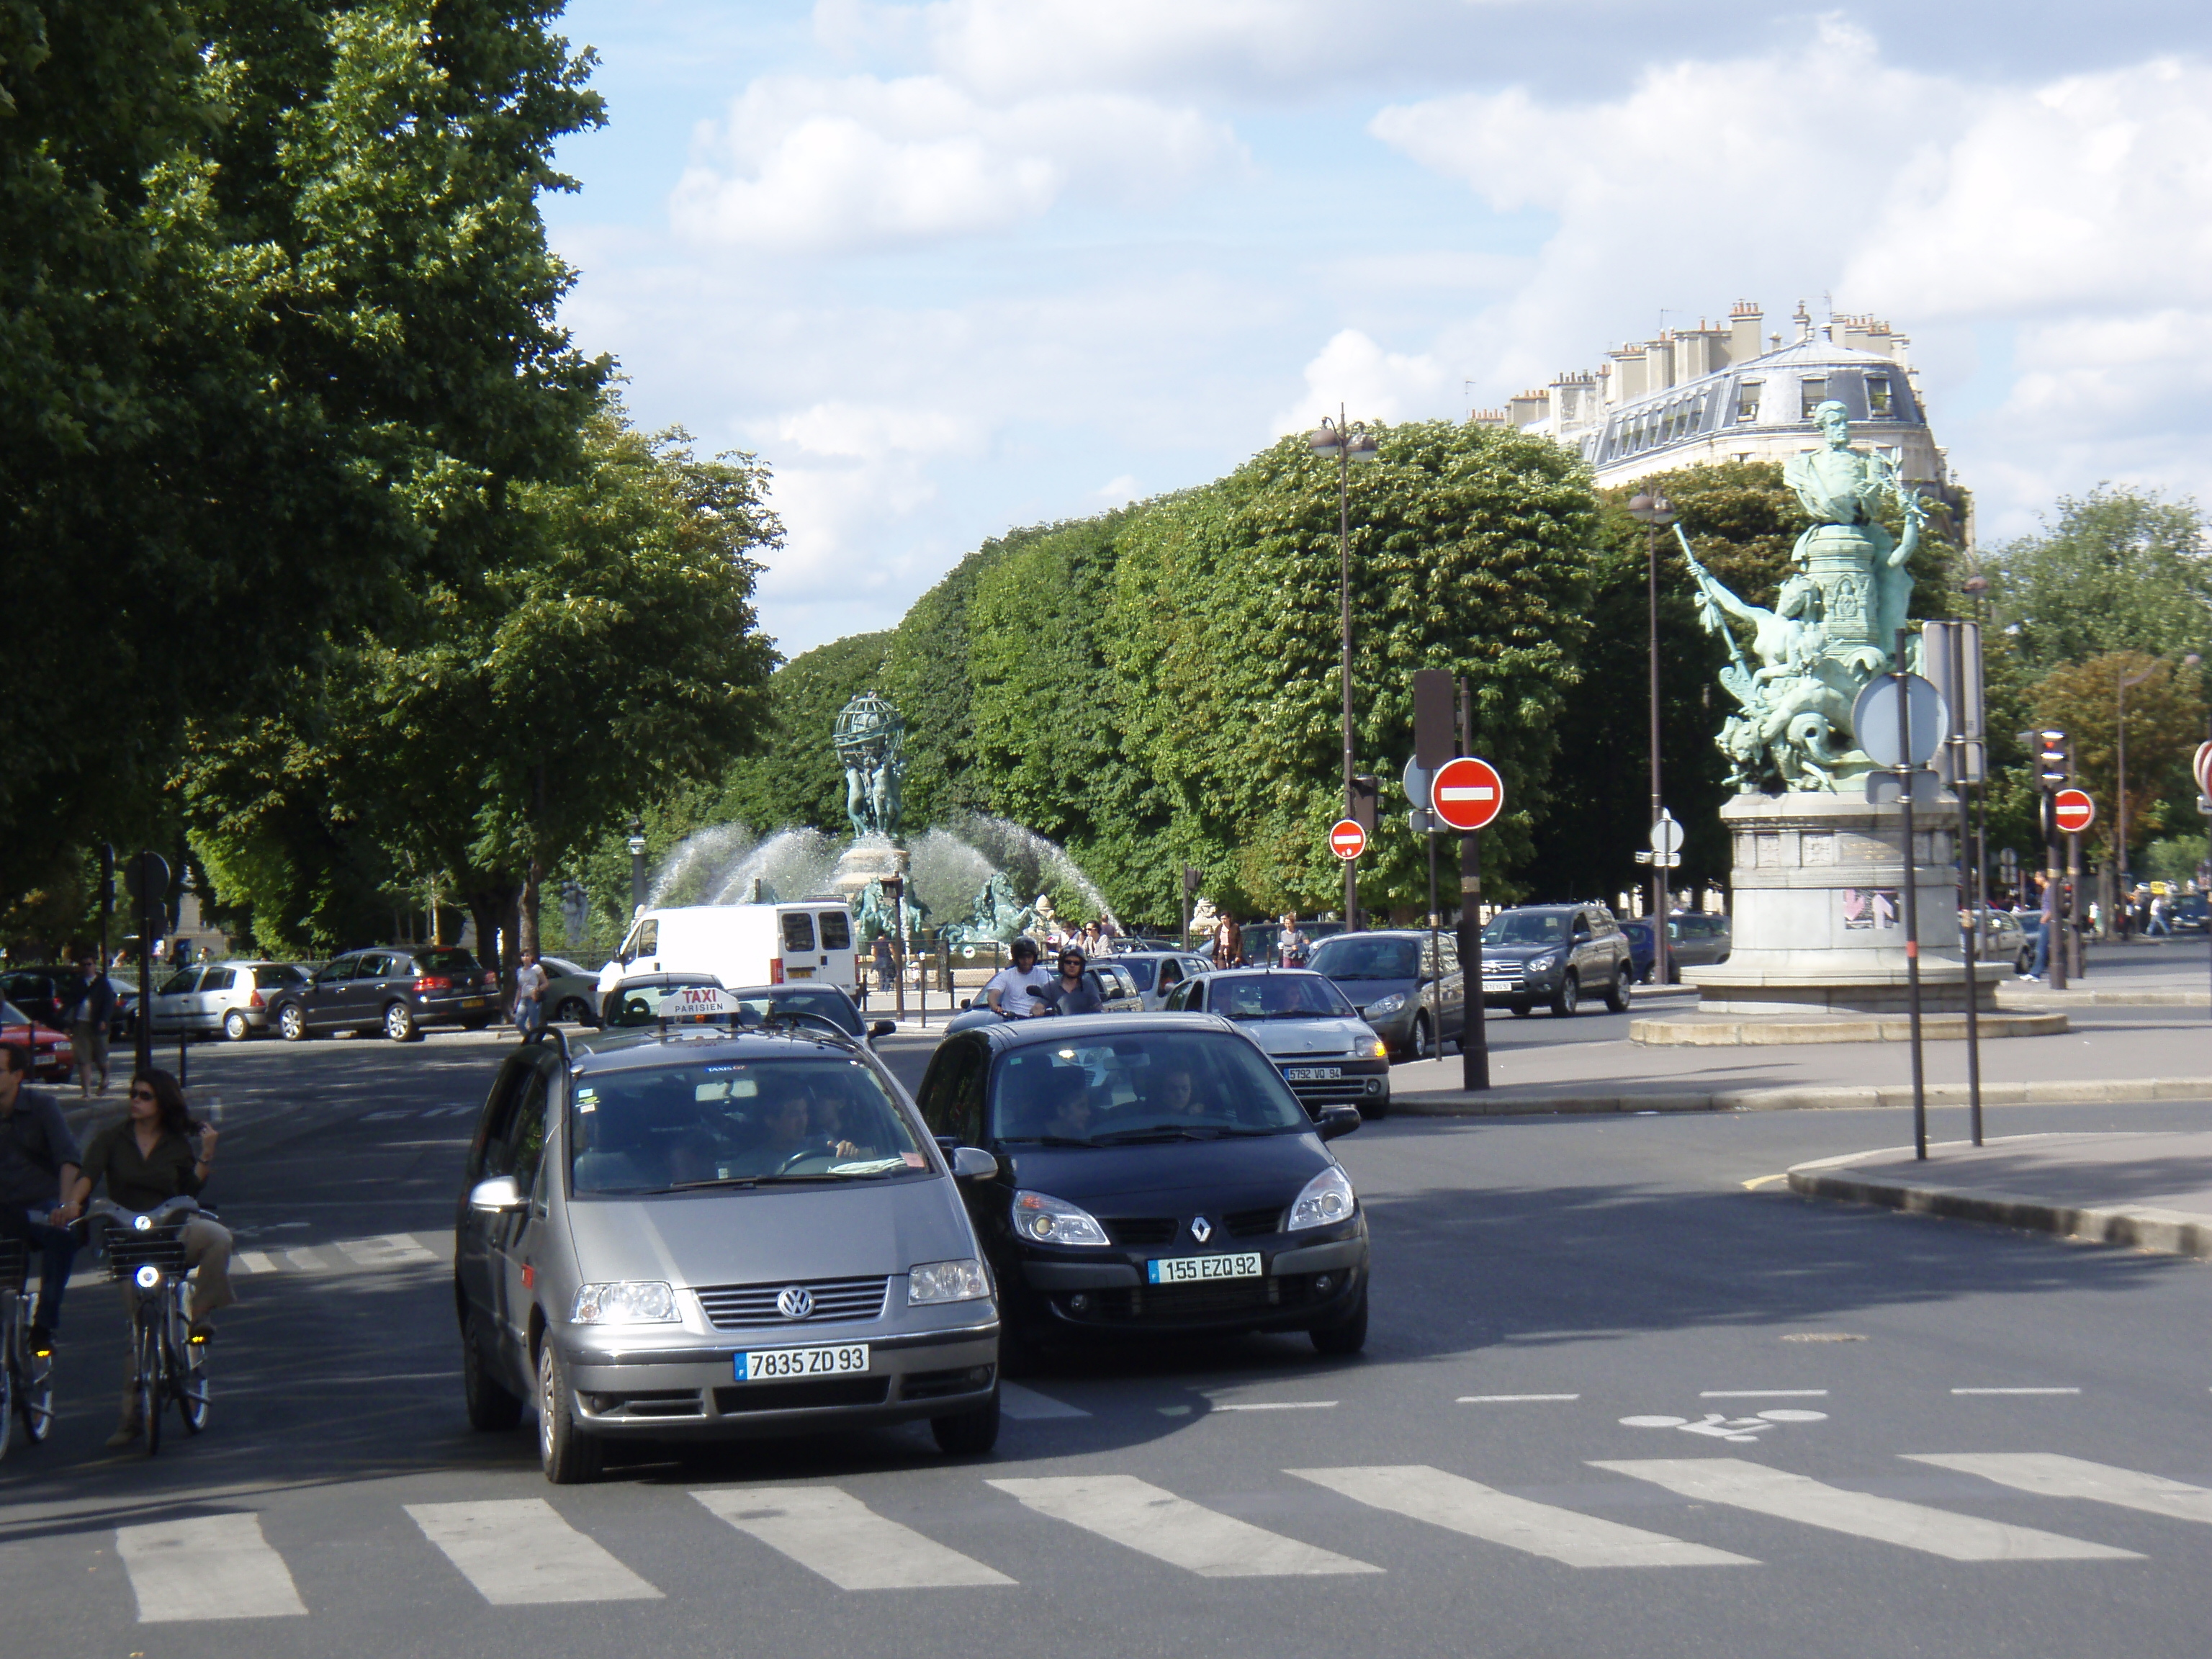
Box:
[627,817,648,920]
[1310,409,1379,927]
[1628,490,1676,982]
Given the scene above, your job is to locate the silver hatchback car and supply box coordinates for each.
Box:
[454,985,1003,1483]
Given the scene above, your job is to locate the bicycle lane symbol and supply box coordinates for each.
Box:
[1618,1409,1829,1444]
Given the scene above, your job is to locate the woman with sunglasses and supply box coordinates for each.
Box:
[54,1068,235,1447]
[1039,948,1105,1016]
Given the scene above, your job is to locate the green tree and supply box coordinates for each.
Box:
[1987,487,2212,672]
[2024,651,2208,869]
[716,631,894,837]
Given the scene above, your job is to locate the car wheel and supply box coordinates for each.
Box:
[222,1010,251,1042]
[462,1308,524,1432]
[384,1002,420,1043]
[537,1342,602,1484]
[2017,948,2033,975]
[553,997,591,1026]
[930,1388,1002,1456]
[1511,1002,1533,1017]
[1413,1013,1437,1060]
[461,1016,493,1031]
[1310,1285,1369,1355]
[1602,961,1630,1013]
[1361,1093,1390,1121]
[277,1003,310,1042]
[1550,973,1580,1017]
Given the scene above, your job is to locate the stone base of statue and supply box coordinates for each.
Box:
[1627,791,2054,1047]
[830,836,908,900]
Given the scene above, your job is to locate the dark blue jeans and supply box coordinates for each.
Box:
[0,1203,78,1330]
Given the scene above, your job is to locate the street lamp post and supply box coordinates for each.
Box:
[627,818,648,920]
[1628,491,1676,984]
[1310,409,1379,930]
[2116,661,2156,931]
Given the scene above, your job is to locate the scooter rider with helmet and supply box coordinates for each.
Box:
[982,938,1056,1018]
[1039,947,1104,1015]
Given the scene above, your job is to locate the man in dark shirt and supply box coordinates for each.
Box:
[0,1042,82,1348]
[58,955,116,1097]
[1040,949,1105,1016]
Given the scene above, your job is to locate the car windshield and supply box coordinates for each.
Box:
[1484,912,1568,946]
[253,965,303,989]
[988,1030,1310,1144]
[724,987,863,1036]
[0,1000,38,1028]
[415,947,479,976]
[1120,960,1157,991]
[1209,975,1355,1020]
[1308,938,1419,980]
[570,1056,927,1194]
[602,979,731,1027]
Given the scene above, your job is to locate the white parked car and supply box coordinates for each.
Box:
[146,961,310,1041]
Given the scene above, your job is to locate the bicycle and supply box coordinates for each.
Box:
[91,1197,212,1454]
[0,1236,57,1458]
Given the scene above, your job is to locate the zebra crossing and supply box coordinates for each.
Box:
[50,1452,2212,1623]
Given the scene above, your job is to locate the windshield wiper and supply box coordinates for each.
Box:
[1092,1126,1206,1143]
[660,1172,868,1192]
[1002,1136,1098,1147]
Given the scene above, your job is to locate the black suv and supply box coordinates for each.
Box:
[270,946,500,1042]
[1479,904,1635,1017]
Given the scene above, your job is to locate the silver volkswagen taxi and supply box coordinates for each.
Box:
[454,983,1002,1483]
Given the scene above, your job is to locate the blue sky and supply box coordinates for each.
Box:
[541,1,2212,657]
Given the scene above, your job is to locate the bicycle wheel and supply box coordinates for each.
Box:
[18,1344,53,1444]
[138,1317,163,1457]
[0,1332,15,1463]
[176,1295,210,1435]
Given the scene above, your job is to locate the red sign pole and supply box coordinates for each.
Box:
[1434,745,1504,1093]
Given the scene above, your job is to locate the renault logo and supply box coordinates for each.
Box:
[775,1285,814,1320]
[1190,1216,1213,1244]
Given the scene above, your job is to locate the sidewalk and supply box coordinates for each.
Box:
[1787,1132,2212,1261]
[2004,935,2212,1007]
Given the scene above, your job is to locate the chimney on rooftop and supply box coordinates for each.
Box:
[1729,301,1763,362]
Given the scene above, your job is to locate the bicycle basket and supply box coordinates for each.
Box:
[106,1226,189,1283]
[0,1238,26,1293]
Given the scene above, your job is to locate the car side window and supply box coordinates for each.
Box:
[507,1069,554,1197]
[919,1041,983,1145]
[1158,960,1182,992]
[202,968,236,992]
[1573,914,1593,940]
[159,968,202,994]
[467,1056,534,1183]
[317,956,358,984]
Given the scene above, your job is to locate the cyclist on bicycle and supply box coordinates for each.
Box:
[0,1043,81,1354]
[54,1068,232,1447]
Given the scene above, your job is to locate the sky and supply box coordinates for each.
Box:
[540,1,2212,659]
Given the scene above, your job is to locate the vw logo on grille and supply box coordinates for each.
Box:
[1190,1216,1213,1244]
[775,1285,815,1320]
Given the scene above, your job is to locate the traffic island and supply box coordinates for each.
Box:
[1631,1010,2067,1045]
[1786,1131,2212,1260]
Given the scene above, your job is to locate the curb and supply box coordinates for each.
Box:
[1629,1012,2067,1046]
[1390,1074,2212,1118]
[2001,989,2211,1008]
[1786,1154,2212,1261]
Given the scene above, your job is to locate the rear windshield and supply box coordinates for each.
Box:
[781,912,817,953]
[1209,975,1355,1019]
[603,979,729,1027]
[817,910,852,950]
[727,987,862,1036]
[1308,937,1419,980]
[989,1030,1308,1143]
[414,947,479,976]
[571,1056,927,1194]
[253,966,303,989]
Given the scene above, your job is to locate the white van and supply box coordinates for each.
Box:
[595,903,861,1003]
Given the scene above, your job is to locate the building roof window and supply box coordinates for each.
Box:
[1866,375,1894,417]
[1799,377,1827,420]
[1735,382,1761,422]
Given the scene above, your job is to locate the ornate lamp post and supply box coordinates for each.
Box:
[626,818,648,920]
[1309,409,1379,928]
[2116,662,2157,920]
[1628,490,1676,981]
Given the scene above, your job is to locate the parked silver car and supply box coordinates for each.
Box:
[1162,968,1392,1119]
[454,984,1003,1483]
[145,961,309,1041]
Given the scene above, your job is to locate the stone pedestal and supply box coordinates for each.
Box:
[830,835,908,902]
[1687,791,2004,1016]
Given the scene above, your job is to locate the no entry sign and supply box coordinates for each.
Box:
[1328,819,1367,860]
[2195,741,2212,803]
[2053,788,2095,835]
[1430,756,1505,832]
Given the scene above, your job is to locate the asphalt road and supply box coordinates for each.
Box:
[10,1028,2212,1658]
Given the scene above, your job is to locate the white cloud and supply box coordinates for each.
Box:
[670,72,1238,252]
[1095,473,1141,503]
[1275,328,1455,436]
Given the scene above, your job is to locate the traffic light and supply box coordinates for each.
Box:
[2036,729,2070,791]
[1349,774,1380,835]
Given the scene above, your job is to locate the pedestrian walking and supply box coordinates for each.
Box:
[2026,878,2055,981]
[873,934,895,993]
[512,949,549,1040]
[59,953,115,1097]
[1277,913,1309,968]
[2148,894,2172,937]
[1210,914,1243,970]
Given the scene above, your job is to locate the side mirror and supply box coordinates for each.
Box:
[868,1019,896,1040]
[958,997,973,1011]
[1316,1105,1362,1142]
[950,1146,998,1182]
[469,1175,526,1213]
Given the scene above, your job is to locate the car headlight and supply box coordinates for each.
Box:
[570,1281,678,1324]
[909,1257,992,1304]
[1365,994,1406,1017]
[1012,1190,1111,1247]
[1527,953,1559,973]
[1288,1166,1357,1231]
[1365,1037,1389,1059]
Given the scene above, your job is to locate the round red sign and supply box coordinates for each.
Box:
[1429,756,1505,832]
[2053,788,2095,835]
[1328,819,1367,860]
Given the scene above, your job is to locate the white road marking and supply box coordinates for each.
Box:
[1290,1465,1754,1568]
[989,1475,1381,1577]
[282,1248,327,1272]
[116,1514,308,1622]
[1951,1387,2081,1395]
[999,1382,1091,1419]
[692,1487,1012,1588]
[1459,1393,1581,1403]
[360,1110,413,1121]
[1701,1390,1828,1398]
[1906,1454,2212,1526]
[1213,1401,1338,1411]
[1593,1459,2139,1560]
[336,1233,436,1267]
[235,1251,279,1275]
[405,1500,662,1604]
